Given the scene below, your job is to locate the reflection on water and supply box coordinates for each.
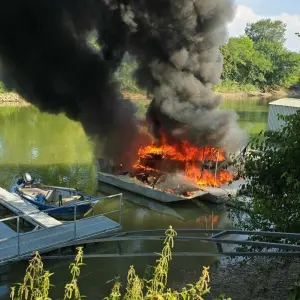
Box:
[0,98,273,298]
[221,97,275,137]
[0,106,97,193]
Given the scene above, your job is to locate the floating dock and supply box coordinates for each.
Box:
[0,188,122,264]
[98,171,245,205]
[0,188,61,228]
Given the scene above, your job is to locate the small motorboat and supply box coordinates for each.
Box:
[14,173,101,220]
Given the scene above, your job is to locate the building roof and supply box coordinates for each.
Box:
[269,98,300,108]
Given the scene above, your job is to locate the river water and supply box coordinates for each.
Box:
[0,97,274,298]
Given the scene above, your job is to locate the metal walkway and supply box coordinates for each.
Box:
[40,228,300,260]
[0,187,61,228]
[0,190,123,264]
[0,215,120,263]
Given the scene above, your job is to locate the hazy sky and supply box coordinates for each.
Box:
[229,0,300,51]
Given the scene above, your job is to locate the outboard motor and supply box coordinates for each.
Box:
[17,173,34,186]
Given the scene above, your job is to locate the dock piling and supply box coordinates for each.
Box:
[17,217,20,256]
[119,194,123,227]
[74,204,77,239]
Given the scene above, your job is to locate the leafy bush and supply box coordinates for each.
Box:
[115,62,144,94]
[220,20,300,90]
[238,111,300,233]
[10,226,231,300]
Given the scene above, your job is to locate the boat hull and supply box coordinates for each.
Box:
[21,197,92,220]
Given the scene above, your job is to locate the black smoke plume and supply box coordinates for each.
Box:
[0,0,246,166]
[120,0,247,152]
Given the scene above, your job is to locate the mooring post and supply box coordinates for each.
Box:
[214,151,220,187]
[74,204,77,239]
[116,241,122,255]
[211,231,227,254]
[211,210,214,233]
[17,216,20,256]
[119,194,123,227]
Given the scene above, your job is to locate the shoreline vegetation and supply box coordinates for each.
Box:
[1,86,299,107]
[10,227,231,300]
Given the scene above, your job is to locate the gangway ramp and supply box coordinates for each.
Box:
[0,215,120,263]
[0,187,61,228]
[0,190,123,265]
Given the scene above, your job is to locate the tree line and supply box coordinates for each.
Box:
[116,19,300,93]
[221,19,300,91]
[0,19,299,94]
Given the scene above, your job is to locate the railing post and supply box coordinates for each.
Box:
[74,204,77,239]
[119,194,123,227]
[17,217,20,256]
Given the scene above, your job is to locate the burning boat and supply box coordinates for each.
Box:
[98,130,244,204]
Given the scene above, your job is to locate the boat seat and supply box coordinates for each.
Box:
[19,187,47,196]
[45,189,62,205]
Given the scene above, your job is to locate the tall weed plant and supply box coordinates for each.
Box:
[10,226,231,300]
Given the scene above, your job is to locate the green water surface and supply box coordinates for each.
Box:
[0,97,272,299]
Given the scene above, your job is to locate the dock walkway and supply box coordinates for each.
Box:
[0,187,61,228]
[0,188,123,264]
[0,214,120,263]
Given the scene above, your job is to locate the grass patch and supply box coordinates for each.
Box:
[214,80,257,93]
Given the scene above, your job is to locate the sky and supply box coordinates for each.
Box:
[228,0,300,52]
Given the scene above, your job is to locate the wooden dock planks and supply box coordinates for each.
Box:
[0,215,121,263]
[0,187,62,228]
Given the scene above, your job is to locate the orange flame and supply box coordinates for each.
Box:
[133,133,233,188]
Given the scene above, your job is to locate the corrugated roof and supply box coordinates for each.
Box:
[269,98,300,108]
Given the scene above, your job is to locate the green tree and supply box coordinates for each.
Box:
[255,41,300,89]
[241,111,300,233]
[115,61,143,93]
[245,19,287,44]
[221,37,271,86]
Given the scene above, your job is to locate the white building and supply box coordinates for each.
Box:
[267,98,300,131]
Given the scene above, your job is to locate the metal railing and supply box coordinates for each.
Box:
[0,193,123,262]
[47,228,300,260]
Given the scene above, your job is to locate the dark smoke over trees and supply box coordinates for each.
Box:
[0,0,246,166]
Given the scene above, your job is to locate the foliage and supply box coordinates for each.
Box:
[254,41,300,89]
[245,19,287,44]
[290,278,300,300]
[241,111,300,233]
[10,227,231,300]
[63,247,85,299]
[213,80,256,93]
[110,20,300,95]
[0,81,7,93]
[115,62,144,94]
[10,252,53,300]
[87,34,101,51]
[221,37,271,86]
[10,248,85,300]
[220,19,300,90]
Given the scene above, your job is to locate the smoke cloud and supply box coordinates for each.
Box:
[122,0,247,152]
[0,0,246,166]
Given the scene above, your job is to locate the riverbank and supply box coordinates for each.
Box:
[1,88,299,107]
[1,88,299,109]
[124,88,300,102]
[216,88,300,100]
[172,256,300,300]
[0,92,30,107]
